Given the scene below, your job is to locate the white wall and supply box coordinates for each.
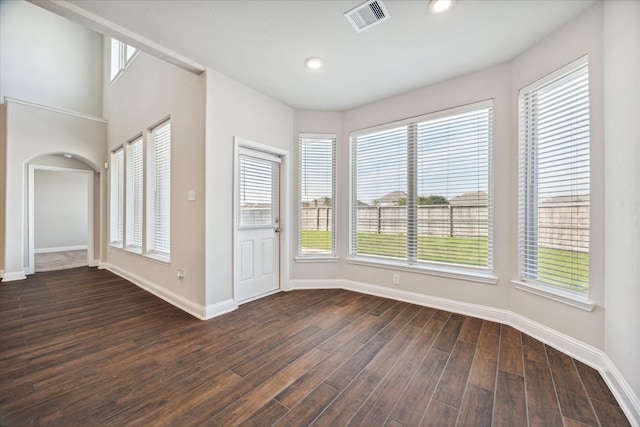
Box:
[34,169,88,251]
[0,0,103,116]
[603,0,640,401]
[292,2,606,349]
[291,110,344,281]
[2,100,107,280]
[205,69,294,307]
[103,48,206,307]
[509,2,605,348]
[337,63,512,312]
[292,1,640,417]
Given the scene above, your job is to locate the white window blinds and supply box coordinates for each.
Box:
[299,134,336,257]
[110,148,124,246]
[351,101,493,270]
[238,154,279,228]
[126,137,144,250]
[519,59,590,293]
[150,120,171,257]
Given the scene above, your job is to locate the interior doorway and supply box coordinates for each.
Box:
[27,164,95,274]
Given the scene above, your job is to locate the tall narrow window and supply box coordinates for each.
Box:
[299,134,336,257]
[110,147,124,247]
[147,120,171,259]
[351,101,493,271]
[126,137,144,252]
[519,58,590,294]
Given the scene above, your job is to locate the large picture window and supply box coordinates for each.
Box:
[350,101,493,271]
[518,58,590,294]
[147,120,171,260]
[299,134,336,257]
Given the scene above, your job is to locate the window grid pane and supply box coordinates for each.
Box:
[519,62,590,292]
[416,108,492,268]
[299,135,336,256]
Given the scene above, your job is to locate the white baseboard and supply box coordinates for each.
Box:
[104,263,208,320]
[205,299,237,320]
[1,270,27,281]
[34,245,88,254]
[288,278,640,426]
[89,259,100,268]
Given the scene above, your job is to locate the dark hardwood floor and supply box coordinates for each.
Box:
[0,267,631,426]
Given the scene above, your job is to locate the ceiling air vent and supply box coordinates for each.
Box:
[344,0,390,33]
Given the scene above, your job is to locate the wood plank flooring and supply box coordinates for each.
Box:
[0,267,631,426]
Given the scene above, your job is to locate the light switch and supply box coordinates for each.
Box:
[187,189,196,201]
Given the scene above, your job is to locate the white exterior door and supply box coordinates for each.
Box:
[236,149,281,303]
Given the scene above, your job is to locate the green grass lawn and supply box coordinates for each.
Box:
[300,230,589,291]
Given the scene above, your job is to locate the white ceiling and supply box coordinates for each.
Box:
[35,0,596,111]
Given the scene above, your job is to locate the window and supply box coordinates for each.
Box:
[299,134,336,257]
[350,101,493,272]
[239,153,280,228]
[126,137,144,251]
[109,147,124,247]
[110,38,138,82]
[147,120,171,259]
[518,58,590,294]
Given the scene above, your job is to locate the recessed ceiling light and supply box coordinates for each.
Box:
[305,57,324,70]
[429,0,453,14]
[63,153,73,159]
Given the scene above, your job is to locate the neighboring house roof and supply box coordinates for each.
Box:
[374,191,407,206]
[540,194,590,206]
[449,191,488,206]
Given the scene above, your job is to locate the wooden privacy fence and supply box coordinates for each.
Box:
[301,202,589,253]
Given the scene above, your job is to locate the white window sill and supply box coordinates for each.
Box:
[511,279,595,312]
[347,257,497,285]
[109,243,123,250]
[295,256,339,263]
[144,252,171,265]
[124,246,143,256]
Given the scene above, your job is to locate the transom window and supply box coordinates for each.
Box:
[110,38,138,82]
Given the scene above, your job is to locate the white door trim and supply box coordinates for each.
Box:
[27,165,95,275]
[233,137,291,305]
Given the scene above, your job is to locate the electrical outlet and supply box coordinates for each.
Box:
[177,270,185,281]
[392,273,400,285]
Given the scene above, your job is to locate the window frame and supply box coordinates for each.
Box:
[516,56,592,305]
[348,100,495,283]
[109,147,124,248]
[297,133,337,260]
[125,135,144,253]
[145,119,171,263]
[110,38,139,83]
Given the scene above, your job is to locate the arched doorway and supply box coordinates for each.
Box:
[26,154,98,274]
